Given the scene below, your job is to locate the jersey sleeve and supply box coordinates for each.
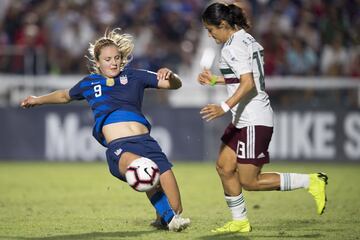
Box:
[134,69,159,88]
[222,44,252,78]
[69,79,85,100]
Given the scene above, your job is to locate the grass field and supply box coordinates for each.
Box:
[0,161,360,240]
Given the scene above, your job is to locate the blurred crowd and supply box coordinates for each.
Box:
[0,0,359,77]
[250,0,359,77]
[0,0,206,75]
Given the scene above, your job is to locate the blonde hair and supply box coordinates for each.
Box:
[87,28,134,74]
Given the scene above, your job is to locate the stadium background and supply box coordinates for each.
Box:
[1,1,360,240]
[0,0,359,162]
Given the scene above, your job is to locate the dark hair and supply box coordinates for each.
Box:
[201,3,250,30]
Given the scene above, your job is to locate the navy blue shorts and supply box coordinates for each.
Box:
[106,133,173,182]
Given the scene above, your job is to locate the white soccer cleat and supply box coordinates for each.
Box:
[167,215,191,232]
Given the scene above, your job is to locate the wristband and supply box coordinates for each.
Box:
[220,101,230,113]
[210,75,217,86]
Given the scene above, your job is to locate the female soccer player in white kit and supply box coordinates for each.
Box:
[198,2,328,233]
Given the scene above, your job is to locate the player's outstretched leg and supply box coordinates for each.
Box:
[308,172,328,215]
[149,209,190,232]
[147,170,190,232]
[148,189,190,231]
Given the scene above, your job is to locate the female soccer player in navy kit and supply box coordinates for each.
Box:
[21,28,190,231]
[198,3,327,233]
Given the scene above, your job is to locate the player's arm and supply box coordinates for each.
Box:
[200,73,255,121]
[156,68,182,89]
[223,72,254,108]
[197,69,225,86]
[20,89,72,108]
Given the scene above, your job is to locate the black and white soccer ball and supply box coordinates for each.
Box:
[125,157,160,192]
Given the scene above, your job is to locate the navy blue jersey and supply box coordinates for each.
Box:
[69,67,159,146]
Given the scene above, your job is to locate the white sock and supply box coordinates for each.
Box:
[280,173,310,191]
[225,193,247,220]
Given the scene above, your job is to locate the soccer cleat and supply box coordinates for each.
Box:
[308,172,328,215]
[211,219,252,233]
[167,215,191,232]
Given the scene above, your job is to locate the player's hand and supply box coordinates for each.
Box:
[20,96,40,108]
[197,69,212,85]
[157,68,174,81]
[200,104,225,121]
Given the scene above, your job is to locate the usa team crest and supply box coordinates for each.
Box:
[106,78,115,87]
[120,75,128,85]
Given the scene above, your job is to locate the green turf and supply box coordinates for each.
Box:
[0,161,360,240]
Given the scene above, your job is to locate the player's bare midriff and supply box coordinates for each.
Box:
[102,121,149,143]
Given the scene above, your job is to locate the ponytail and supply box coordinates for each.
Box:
[228,4,250,30]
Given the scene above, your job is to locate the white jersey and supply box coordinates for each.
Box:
[219,29,273,128]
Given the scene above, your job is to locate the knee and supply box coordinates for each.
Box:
[216,164,236,178]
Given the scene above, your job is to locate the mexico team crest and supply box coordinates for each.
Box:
[106,78,115,87]
[120,75,128,85]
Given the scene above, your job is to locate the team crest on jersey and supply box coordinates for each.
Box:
[120,75,128,85]
[106,78,115,87]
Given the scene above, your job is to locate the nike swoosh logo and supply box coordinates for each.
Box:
[91,81,100,85]
[144,167,152,179]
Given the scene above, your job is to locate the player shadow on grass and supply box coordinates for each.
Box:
[197,220,327,240]
[0,230,157,240]
[197,233,252,240]
[198,232,323,240]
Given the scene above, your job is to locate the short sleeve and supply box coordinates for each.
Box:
[134,69,159,88]
[222,45,252,78]
[69,80,85,100]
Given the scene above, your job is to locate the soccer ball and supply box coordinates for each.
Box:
[125,157,160,192]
